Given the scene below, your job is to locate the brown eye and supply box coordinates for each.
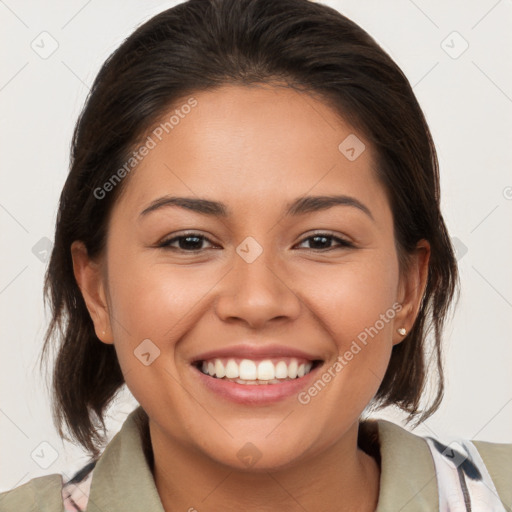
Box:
[296,233,354,251]
[158,233,216,252]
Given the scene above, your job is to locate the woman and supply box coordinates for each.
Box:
[1,0,510,510]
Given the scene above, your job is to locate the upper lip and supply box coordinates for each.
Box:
[191,344,323,363]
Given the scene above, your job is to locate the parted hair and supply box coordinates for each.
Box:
[40,0,459,458]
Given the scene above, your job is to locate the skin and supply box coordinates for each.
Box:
[72,84,430,512]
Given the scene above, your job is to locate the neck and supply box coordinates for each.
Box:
[148,419,380,512]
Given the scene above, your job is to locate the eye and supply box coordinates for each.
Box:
[295,233,354,251]
[157,231,355,253]
[158,232,217,252]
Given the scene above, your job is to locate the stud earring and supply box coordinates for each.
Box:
[397,327,407,336]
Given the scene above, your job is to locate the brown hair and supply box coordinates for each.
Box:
[40,0,459,459]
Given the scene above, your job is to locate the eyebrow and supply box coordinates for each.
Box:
[139,194,374,221]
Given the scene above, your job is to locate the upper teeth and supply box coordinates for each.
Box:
[201,358,313,380]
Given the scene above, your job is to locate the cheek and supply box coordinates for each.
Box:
[298,254,399,400]
[107,255,217,341]
[299,253,399,342]
[101,240,199,370]
[104,252,220,409]
[293,258,399,427]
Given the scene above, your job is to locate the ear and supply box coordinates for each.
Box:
[393,239,430,346]
[70,240,114,345]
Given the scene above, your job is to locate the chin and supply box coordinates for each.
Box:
[201,437,314,473]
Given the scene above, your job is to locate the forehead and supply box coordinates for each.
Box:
[113,84,389,220]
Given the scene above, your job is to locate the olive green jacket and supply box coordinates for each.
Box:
[1,406,511,511]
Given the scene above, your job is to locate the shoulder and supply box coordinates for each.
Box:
[361,418,440,510]
[368,419,512,511]
[0,407,149,512]
[0,460,96,512]
[472,439,512,506]
[0,474,64,512]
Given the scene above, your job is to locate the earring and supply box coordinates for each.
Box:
[397,327,407,336]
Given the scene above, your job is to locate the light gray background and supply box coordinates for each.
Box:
[1,0,511,492]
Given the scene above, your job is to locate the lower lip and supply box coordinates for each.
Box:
[192,363,323,404]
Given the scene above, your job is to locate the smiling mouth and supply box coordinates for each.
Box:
[193,357,323,385]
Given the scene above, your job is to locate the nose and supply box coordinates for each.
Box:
[214,246,302,330]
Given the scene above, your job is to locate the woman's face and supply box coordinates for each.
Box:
[73,84,428,470]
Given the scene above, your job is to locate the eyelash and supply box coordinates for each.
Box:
[157,232,355,252]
